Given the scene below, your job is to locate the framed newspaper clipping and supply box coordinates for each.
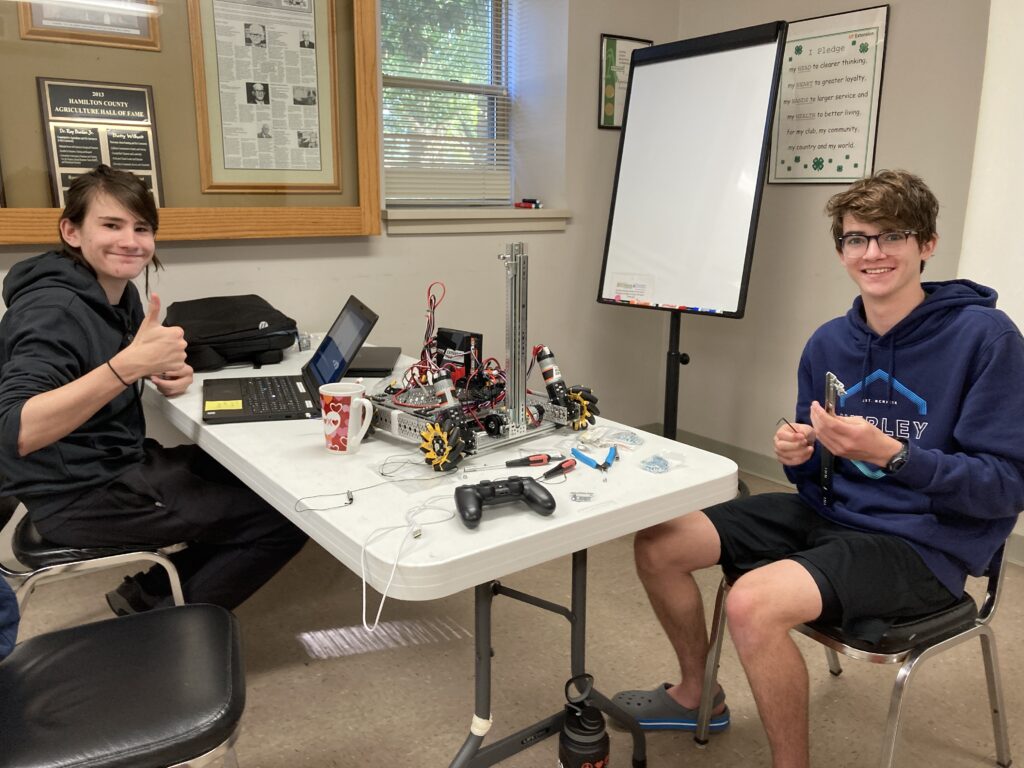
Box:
[18,1,160,51]
[36,77,164,208]
[188,0,341,193]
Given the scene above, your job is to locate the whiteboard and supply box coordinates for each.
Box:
[598,23,786,318]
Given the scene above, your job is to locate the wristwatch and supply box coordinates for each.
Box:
[885,440,909,474]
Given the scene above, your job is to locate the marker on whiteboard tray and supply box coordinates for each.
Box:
[521,198,541,204]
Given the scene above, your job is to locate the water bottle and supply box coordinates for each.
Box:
[558,674,610,768]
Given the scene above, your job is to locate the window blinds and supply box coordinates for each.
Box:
[381,0,510,205]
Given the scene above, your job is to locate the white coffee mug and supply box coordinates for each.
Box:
[319,383,373,454]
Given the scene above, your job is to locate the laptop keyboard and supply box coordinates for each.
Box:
[243,377,303,415]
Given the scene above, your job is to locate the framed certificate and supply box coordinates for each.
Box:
[18,1,160,51]
[599,33,653,129]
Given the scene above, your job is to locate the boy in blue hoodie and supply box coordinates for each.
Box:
[613,170,1024,768]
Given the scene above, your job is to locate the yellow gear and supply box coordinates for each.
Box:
[419,420,463,471]
[568,388,594,431]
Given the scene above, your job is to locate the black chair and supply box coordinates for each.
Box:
[0,492,185,615]
[0,603,245,768]
[694,546,1013,767]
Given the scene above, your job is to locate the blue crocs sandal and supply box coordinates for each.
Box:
[611,683,730,732]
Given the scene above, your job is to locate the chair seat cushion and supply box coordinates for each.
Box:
[0,604,245,768]
[805,593,979,654]
[13,515,170,570]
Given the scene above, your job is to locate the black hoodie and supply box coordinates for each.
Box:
[0,251,146,520]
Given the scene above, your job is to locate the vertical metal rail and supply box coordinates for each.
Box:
[501,242,528,437]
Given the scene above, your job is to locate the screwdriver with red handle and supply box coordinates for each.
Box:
[541,458,577,479]
[505,453,565,467]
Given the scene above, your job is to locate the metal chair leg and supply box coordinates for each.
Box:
[695,576,729,746]
[878,648,926,768]
[825,647,843,676]
[979,628,1013,767]
[12,552,184,613]
[167,726,241,767]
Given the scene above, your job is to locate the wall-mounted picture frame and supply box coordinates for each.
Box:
[18,1,161,51]
[0,0,381,244]
[37,77,164,208]
[599,33,653,129]
[769,5,889,184]
[188,0,341,193]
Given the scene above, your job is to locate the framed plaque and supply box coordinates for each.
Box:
[37,77,163,207]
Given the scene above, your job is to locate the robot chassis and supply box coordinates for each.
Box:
[368,242,598,471]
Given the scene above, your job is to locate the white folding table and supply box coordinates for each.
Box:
[145,350,737,767]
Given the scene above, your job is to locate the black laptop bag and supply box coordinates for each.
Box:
[163,294,298,372]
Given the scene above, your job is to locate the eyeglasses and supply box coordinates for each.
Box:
[836,230,918,258]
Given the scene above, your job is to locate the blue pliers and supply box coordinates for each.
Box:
[571,446,617,480]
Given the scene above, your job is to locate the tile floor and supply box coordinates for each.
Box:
[9,472,1023,767]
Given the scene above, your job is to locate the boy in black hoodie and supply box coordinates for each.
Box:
[0,165,306,613]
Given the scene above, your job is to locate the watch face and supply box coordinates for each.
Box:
[887,443,909,473]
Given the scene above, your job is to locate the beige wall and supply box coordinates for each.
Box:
[0,0,991,475]
[0,0,682,437]
[957,0,1024,543]
[671,0,989,479]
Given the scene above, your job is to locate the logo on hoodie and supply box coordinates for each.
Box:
[840,368,929,478]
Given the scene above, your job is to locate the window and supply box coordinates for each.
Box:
[381,0,510,206]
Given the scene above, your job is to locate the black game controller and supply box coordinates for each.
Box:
[454,476,556,529]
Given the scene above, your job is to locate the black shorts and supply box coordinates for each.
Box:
[705,493,957,627]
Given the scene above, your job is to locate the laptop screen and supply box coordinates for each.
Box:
[302,295,379,388]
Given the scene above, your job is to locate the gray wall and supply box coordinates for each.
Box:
[0,0,990,480]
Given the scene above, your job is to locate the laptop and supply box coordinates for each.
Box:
[202,295,379,424]
[347,346,402,377]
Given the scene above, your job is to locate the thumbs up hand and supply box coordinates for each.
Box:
[139,292,163,332]
[150,363,194,398]
[114,293,188,384]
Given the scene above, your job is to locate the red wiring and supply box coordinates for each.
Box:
[383,280,524,425]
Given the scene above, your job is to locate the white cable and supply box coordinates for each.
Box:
[360,495,455,631]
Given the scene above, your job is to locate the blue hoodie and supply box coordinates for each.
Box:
[785,279,1024,597]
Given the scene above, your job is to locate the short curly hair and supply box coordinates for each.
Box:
[825,169,938,250]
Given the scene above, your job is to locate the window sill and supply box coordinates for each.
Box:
[382,207,571,235]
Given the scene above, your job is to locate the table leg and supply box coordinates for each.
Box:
[570,550,648,768]
[448,551,647,768]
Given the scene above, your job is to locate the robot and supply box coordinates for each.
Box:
[369,243,599,470]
